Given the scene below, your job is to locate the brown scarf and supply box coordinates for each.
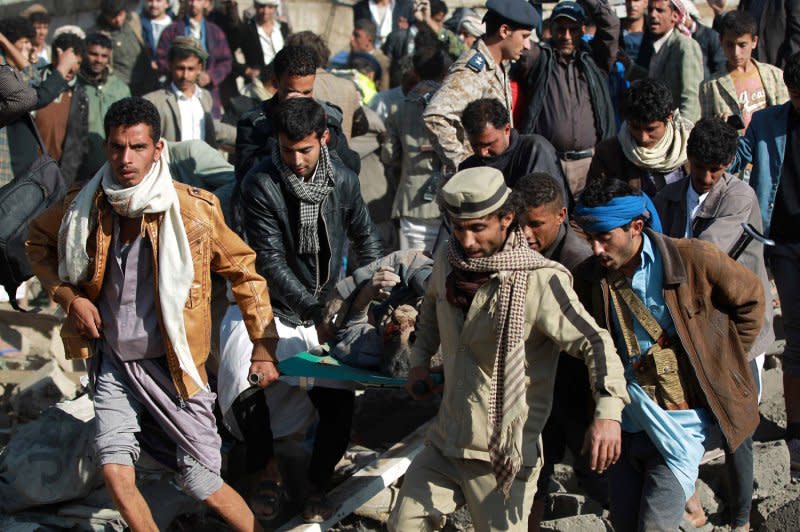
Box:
[447,227,571,494]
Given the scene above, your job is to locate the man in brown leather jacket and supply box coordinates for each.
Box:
[574,177,764,532]
[26,97,278,532]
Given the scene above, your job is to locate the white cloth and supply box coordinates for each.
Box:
[218,306,317,439]
[171,83,205,141]
[369,0,395,45]
[57,143,205,391]
[684,182,709,237]
[256,23,284,66]
[399,216,441,253]
[150,15,173,49]
[188,19,202,41]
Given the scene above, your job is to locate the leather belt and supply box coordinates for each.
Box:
[557,149,594,161]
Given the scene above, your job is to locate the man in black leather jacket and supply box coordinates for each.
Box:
[222,96,382,523]
[234,44,360,181]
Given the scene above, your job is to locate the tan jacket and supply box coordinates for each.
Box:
[699,60,788,123]
[411,245,630,466]
[26,182,279,399]
[313,69,362,141]
[423,39,512,173]
[144,86,216,146]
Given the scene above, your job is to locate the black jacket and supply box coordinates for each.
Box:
[353,0,413,35]
[458,130,571,208]
[237,19,290,75]
[239,155,383,326]
[234,94,361,181]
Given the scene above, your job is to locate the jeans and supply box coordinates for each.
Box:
[725,436,754,527]
[609,431,686,532]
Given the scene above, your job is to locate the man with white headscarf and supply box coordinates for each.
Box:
[26,97,279,532]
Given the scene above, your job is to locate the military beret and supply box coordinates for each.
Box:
[551,1,587,23]
[170,36,209,66]
[441,167,511,219]
[484,0,537,29]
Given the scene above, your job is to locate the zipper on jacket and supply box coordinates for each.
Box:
[314,197,333,297]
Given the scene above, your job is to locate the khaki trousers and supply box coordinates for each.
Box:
[388,445,542,532]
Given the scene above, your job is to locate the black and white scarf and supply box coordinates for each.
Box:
[271,142,335,254]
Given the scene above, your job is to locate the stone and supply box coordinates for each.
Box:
[752,440,790,499]
[761,367,784,403]
[539,514,612,532]
[551,464,579,493]
[547,493,604,520]
[751,480,800,530]
[761,498,800,531]
[9,361,78,420]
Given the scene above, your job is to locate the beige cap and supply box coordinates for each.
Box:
[441,167,510,219]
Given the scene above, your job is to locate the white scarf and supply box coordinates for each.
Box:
[618,114,691,173]
[57,142,205,391]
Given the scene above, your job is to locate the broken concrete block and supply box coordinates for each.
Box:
[694,478,720,516]
[753,440,790,499]
[540,514,612,532]
[551,463,579,493]
[761,367,784,403]
[9,361,78,420]
[547,493,604,519]
[761,495,800,531]
[751,480,800,530]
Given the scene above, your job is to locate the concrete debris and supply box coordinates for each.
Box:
[539,513,612,531]
[546,493,604,520]
[752,440,791,499]
[9,360,79,420]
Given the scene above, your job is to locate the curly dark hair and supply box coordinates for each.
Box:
[85,32,113,50]
[461,98,509,138]
[273,45,317,80]
[686,117,739,166]
[717,10,757,39]
[784,52,800,91]
[511,173,565,213]
[286,31,331,69]
[0,16,35,44]
[28,12,52,26]
[272,97,327,141]
[104,97,162,142]
[52,32,86,61]
[622,79,674,124]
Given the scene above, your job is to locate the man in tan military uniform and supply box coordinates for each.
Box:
[422,0,536,174]
[388,168,629,531]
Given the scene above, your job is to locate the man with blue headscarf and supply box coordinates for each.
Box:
[573,177,765,532]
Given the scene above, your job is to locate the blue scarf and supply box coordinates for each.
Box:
[574,194,663,233]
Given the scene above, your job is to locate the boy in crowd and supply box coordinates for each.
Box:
[700,10,788,130]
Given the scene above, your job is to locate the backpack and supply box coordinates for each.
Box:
[0,115,66,310]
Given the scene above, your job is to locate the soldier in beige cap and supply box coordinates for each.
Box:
[389,167,629,531]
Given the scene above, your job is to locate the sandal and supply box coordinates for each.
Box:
[302,492,335,523]
[249,479,285,521]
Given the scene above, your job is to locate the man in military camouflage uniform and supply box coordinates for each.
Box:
[422,0,536,174]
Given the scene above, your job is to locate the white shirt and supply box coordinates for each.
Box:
[171,83,205,142]
[369,0,395,47]
[150,15,172,48]
[257,22,284,66]
[188,18,202,41]
[685,181,709,238]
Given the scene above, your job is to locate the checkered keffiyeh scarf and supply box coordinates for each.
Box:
[448,227,571,495]
[271,142,335,254]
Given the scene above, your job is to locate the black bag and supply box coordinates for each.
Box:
[0,114,66,309]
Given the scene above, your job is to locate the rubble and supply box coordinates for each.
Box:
[8,360,79,420]
[539,514,612,531]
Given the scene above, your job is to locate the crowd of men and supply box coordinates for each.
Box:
[0,0,799,530]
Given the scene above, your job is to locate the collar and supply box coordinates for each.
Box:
[476,37,500,71]
[541,223,567,259]
[640,232,656,269]
[171,82,198,100]
[652,28,674,54]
